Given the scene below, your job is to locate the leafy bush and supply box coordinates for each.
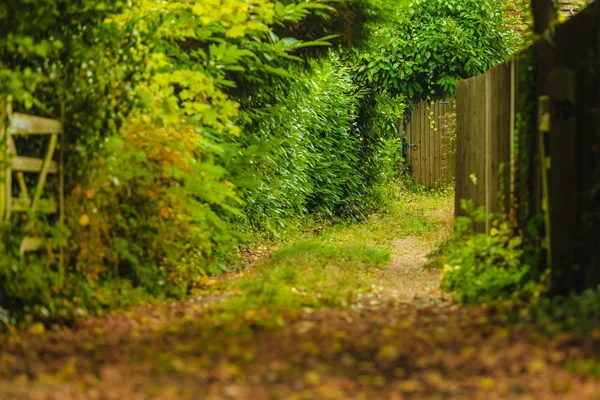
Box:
[355,0,519,102]
[230,56,401,234]
[0,0,405,324]
[440,200,532,303]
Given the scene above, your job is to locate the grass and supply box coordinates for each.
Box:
[215,182,454,322]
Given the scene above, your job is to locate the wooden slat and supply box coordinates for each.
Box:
[476,74,488,231]
[406,99,457,190]
[455,81,465,217]
[436,102,440,187]
[427,103,431,189]
[0,98,6,222]
[414,103,422,185]
[490,63,512,214]
[406,111,412,172]
[421,103,427,188]
[19,236,44,255]
[9,113,63,135]
[413,103,419,185]
[31,133,58,213]
[12,198,58,214]
[5,146,12,221]
[442,102,448,185]
[11,156,58,174]
[7,137,30,200]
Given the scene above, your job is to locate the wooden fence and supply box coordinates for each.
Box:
[455,1,600,293]
[455,62,516,232]
[0,99,64,254]
[406,100,455,189]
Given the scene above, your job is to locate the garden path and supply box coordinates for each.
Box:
[1,191,599,399]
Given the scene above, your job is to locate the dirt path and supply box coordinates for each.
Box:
[1,193,600,399]
[374,196,452,304]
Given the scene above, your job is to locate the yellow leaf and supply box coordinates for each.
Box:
[378,345,400,361]
[79,214,90,227]
[398,379,422,392]
[29,322,45,336]
[479,377,495,389]
[528,358,548,373]
[304,371,321,385]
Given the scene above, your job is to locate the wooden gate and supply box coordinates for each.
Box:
[0,100,64,254]
[406,100,455,189]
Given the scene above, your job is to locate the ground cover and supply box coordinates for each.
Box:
[1,186,599,400]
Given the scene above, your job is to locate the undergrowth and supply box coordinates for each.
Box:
[208,182,452,329]
[439,199,536,304]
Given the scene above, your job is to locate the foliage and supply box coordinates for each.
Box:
[0,0,405,324]
[354,0,520,102]
[524,287,600,336]
[230,57,402,236]
[440,200,533,303]
[11,189,600,399]
[234,241,389,311]
[216,181,448,318]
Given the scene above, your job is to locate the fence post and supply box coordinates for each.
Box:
[538,95,552,271]
[0,97,5,222]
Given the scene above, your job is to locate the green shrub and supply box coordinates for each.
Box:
[440,200,532,303]
[230,55,402,235]
[0,0,404,324]
[355,0,519,102]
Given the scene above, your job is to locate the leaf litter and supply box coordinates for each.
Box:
[1,193,599,399]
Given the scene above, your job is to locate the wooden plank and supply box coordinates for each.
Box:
[454,81,468,216]
[414,103,422,185]
[11,156,58,174]
[419,102,427,187]
[9,113,63,135]
[408,108,414,179]
[422,101,427,187]
[31,133,58,213]
[438,102,445,185]
[406,115,410,171]
[423,103,428,189]
[443,101,450,185]
[490,63,511,215]
[0,98,6,221]
[423,101,428,187]
[548,68,578,291]
[7,137,30,200]
[19,236,44,255]
[509,60,517,228]
[485,72,492,231]
[408,108,414,178]
[472,74,488,232]
[415,102,421,185]
[441,101,450,185]
[12,198,58,213]
[3,99,12,220]
[428,103,434,189]
[434,102,441,187]
[455,80,467,217]
[5,144,12,220]
[59,103,65,229]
